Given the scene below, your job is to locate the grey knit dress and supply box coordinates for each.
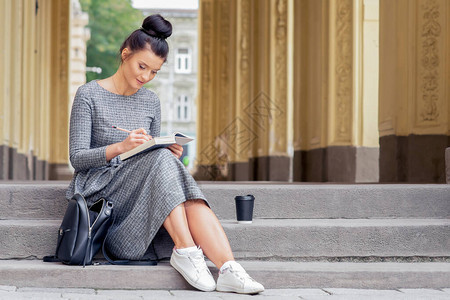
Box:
[66,80,207,260]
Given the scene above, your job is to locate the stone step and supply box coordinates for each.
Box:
[0,260,449,289]
[1,182,450,220]
[0,182,67,220]
[206,183,450,219]
[1,218,449,260]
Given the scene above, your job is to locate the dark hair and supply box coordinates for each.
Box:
[119,14,172,61]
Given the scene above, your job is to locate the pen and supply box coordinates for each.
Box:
[112,126,152,140]
[112,125,132,133]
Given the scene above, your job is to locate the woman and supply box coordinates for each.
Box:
[67,14,264,294]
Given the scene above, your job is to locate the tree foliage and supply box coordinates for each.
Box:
[80,0,143,82]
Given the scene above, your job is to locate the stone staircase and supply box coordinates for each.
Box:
[0,181,449,289]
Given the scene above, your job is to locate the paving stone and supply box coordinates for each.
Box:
[0,291,18,298]
[261,289,327,297]
[167,294,223,299]
[16,288,62,296]
[0,296,61,300]
[305,295,450,300]
[214,292,268,299]
[140,290,186,300]
[168,290,269,299]
[302,294,438,300]
[235,296,298,300]
[94,291,140,299]
[399,288,449,296]
[323,288,403,296]
[2,292,68,300]
[302,296,411,300]
[169,290,224,298]
[97,289,171,298]
[2,289,450,300]
[141,298,177,300]
[62,294,114,300]
[17,287,96,294]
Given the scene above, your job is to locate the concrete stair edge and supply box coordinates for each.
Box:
[0,260,449,289]
[1,183,450,219]
[1,219,449,260]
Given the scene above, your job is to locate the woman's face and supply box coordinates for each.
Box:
[121,47,165,91]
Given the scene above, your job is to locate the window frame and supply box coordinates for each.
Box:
[174,47,192,74]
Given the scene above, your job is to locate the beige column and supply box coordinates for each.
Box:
[34,0,54,179]
[196,0,293,181]
[292,0,310,181]
[196,0,219,179]
[228,0,254,180]
[0,0,72,180]
[49,0,72,180]
[292,0,379,182]
[0,0,38,179]
[9,0,25,179]
[0,0,11,179]
[214,0,237,179]
[34,0,52,179]
[196,0,252,180]
[246,0,293,181]
[247,0,271,179]
[22,0,37,179]
[379,0,450,182]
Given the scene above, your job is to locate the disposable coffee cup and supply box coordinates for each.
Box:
[235,195,255,224]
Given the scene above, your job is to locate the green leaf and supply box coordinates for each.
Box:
[79,0,144,81]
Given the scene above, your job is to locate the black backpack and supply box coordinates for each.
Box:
[44,194,113,267]
[44,193,157,266]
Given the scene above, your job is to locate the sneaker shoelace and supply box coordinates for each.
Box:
[189,252,210,277]
[229,264,255,284]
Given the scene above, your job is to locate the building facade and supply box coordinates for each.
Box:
[1,0,449,182]
[195,0,450,183]
[140,8,199,170]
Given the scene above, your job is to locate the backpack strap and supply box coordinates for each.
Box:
[43,255,61,263]
[102,241,157,266]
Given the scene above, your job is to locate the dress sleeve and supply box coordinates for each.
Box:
[149,96,161,138]
[69,91,108,172]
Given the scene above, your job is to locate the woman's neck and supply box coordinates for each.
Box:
[111,70,138,96]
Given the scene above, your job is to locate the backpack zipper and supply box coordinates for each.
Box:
[90,198,107,231]
[83,197,111,267]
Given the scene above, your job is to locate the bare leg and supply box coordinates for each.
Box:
[164,200,263,294]
[184,199,234,269]
[163,203,196,249]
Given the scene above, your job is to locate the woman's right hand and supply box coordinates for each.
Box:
[119,128,152,153]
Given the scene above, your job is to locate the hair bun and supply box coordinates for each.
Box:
[142,14,172,40]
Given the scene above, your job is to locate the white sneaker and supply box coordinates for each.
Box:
[170,247,216,292]
[216,261,264,294]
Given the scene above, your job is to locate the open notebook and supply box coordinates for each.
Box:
[119,132,193,161]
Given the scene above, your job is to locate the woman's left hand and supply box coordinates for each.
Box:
[168,144,183,159]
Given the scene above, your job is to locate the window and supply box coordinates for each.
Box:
[175,48,191,74]
[175,95,190,121]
